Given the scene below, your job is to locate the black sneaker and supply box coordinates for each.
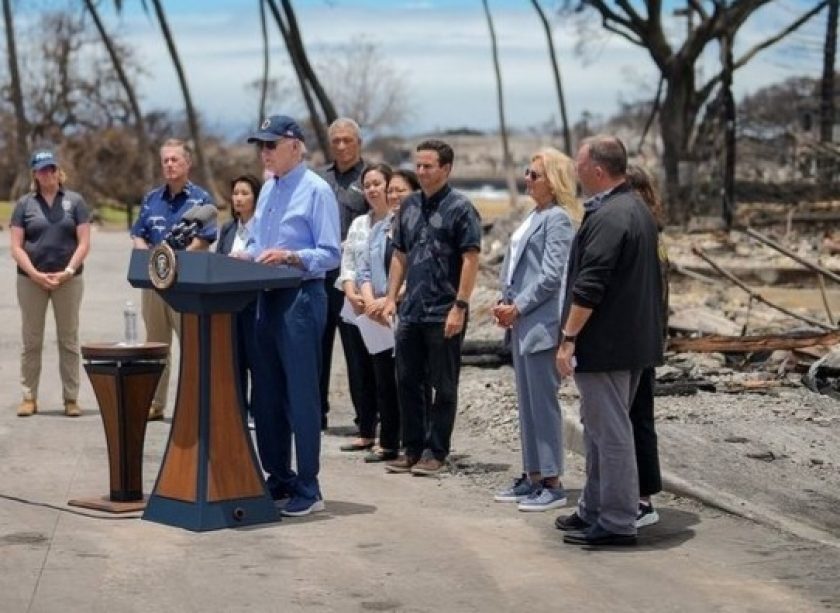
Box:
[636,502,660,528]
[555,511,590,531]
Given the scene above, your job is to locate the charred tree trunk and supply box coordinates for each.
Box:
[85,0,153,192]
[531,0,571,155]
[264,0,330,156]
[721,33,736,229]
[3,0,30,198]
[482,0,519,210]
[258,0,270,122]
[150,0,219,202]
[820,0,838,183]
[280,0,337,125]
[659,69,697,225]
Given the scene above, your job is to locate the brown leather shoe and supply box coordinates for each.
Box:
[17,399,37,417]
[410,456,445,476]
[384,455,419,474]
[64,400,82,417]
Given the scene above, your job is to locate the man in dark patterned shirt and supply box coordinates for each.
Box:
[377,139,481,476]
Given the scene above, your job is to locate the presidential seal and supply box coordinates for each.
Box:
[149,243,177,290]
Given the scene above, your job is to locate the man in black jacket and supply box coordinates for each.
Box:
[555,135,663,546]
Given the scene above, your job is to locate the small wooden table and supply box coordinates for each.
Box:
[68,342,168,513]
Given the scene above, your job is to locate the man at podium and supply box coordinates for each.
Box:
[244,115,341,517]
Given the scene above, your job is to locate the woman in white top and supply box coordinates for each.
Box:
[492,148,581,512]
[336,164,395,452]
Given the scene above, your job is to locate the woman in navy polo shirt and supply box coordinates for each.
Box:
[10,150,91,418]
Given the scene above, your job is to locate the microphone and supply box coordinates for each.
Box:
[165,204,217,249]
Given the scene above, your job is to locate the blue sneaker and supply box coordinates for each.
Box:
[494,474,538,503]
[280,495,325,517]
[517,487,567,512]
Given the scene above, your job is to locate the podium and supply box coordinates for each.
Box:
[128,248,302,531]
[69,342,167,513]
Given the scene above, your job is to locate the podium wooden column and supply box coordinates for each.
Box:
[128,248,302,531]
[69,342,167,513]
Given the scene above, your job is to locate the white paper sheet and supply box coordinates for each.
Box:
[355,314,395,355]
[340,297,358,324]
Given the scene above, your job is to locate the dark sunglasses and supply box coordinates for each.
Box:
[256,140,279,151]
[524,167,544,181]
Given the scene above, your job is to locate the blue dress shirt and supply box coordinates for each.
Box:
[247,163,341,280]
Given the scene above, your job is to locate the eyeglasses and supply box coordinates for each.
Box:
[256,140,278,151]
[524,167,544,181]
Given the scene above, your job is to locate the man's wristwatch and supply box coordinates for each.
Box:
[561,330,577,344]
[454,299,469,310]
[64,266,76,275]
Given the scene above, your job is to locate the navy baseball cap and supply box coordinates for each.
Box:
[30,150,57,171]
[247,115,304,143]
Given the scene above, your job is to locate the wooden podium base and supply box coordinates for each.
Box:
[143,313,278,531]
[68,496,148,514]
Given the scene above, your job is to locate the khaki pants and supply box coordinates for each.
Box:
[141,289,180,410]
[17,273,84,402]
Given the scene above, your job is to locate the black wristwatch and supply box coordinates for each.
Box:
[561,330,577,344]
[454,299,469,310]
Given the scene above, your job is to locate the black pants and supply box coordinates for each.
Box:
[235,300,258,417]
[629,366,662,497]
[320,269,344,422]
[337,319,378,437]
[396,320,465,461]
[371,349,400,451]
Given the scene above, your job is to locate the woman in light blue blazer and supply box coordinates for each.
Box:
[492,147,580,512]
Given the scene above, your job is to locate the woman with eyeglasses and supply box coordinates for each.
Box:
[10,150,91,418]
[492,147,580,511]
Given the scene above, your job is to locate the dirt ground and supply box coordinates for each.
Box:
[2,228,840,611]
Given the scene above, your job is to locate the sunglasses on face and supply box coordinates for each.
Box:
[524,167,544,181]
[257,140,279,151]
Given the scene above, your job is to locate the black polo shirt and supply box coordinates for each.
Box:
[11,188,90,276]
[393,185,482,324]
[318,159,366,241]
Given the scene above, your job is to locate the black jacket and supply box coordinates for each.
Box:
[562,183,664,372]
[217,219,237,256]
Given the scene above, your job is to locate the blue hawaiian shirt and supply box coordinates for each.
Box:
[130,181,216,247]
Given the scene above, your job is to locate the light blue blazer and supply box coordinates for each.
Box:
[499,206,575,356]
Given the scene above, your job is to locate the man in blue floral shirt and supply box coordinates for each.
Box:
[130,138,216,421]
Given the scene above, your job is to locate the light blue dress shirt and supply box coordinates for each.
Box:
[356,211,393,297]
[247,163,341,280]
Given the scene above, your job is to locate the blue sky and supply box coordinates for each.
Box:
[20,0,829,139]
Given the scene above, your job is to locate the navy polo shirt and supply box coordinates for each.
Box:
[130,181,216,247]
[11,188,90,276]
[392,184,482,323]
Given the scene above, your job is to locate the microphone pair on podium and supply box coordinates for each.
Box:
[164,204,218,250]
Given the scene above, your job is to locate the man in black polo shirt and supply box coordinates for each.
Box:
[318,117,371,431]
[378,139,481,475]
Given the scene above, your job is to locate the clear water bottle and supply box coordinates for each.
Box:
[123,301,138,346]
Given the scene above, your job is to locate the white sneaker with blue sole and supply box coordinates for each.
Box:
[494,475,538,502]
[517,487,567,512]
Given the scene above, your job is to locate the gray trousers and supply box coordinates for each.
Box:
[512,347,564,478]
[575,370,641,535]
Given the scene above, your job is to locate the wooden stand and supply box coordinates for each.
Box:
[68,342,167,514]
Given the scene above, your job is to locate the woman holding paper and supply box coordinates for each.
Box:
[355,164,411,462]
[335,164,395,453]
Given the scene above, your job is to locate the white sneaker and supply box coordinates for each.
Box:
[636,502,660,528]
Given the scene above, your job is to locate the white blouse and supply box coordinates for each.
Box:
[335,213,372,290]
